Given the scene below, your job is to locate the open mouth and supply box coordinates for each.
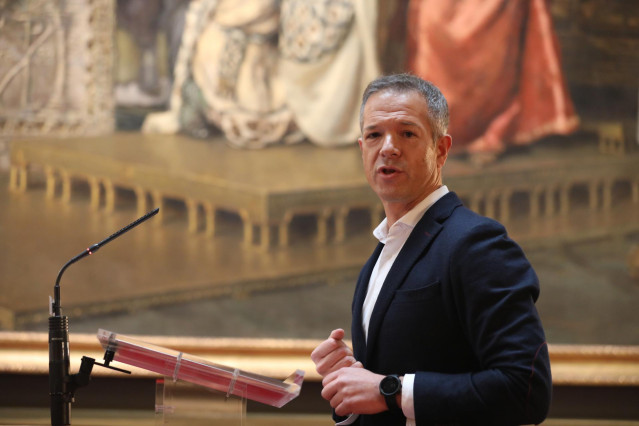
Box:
[379,166,399,175]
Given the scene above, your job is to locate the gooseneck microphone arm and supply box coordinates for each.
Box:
[52,207,160,316]
[49,208,159,426]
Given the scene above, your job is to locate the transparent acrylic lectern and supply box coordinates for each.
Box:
[97,329,304,425]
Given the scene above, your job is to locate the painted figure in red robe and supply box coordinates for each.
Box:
[406,0,579,164]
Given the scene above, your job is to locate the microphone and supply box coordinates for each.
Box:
[49,208,159,426]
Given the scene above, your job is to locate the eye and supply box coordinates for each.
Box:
[365,131,381,140]
[403,131,416,138]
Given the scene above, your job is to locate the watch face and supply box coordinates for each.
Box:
[380,375,400,394]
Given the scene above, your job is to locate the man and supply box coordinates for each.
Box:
[311,74,552,425]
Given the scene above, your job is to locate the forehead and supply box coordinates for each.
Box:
[362,89,431,129]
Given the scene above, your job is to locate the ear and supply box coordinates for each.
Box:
[436,134,452,167]
[358,137,363,151]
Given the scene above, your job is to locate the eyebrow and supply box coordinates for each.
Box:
[363,120,421,132]
[397,120,421,128]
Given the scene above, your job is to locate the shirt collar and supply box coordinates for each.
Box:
[373,185,449,243]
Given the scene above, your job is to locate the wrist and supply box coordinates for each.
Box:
[379,374,403,411]
[396,376,403,409]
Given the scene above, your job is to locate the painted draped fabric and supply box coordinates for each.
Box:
[406,0,579,155]
[144,0,380,149]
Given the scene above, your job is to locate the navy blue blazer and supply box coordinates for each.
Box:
[348,192,551,425]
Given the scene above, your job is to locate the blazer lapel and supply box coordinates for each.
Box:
[364,192,462,364]
[352,242,384,364]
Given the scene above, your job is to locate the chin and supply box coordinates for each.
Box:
[377,192,406,204]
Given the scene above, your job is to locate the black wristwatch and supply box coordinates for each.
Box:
[379,374,402,411]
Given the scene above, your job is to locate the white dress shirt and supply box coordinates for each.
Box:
[337,185,449,426]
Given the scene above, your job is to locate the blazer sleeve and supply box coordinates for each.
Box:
[413,220,552,425]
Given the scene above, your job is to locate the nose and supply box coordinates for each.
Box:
[380,134,400,158]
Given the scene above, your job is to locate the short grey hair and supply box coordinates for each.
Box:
[359,73,449,141]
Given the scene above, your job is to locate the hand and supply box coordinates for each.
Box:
[321,366,388,416]
[311,329,360,378]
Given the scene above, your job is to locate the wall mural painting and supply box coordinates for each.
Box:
[1,0,638,346]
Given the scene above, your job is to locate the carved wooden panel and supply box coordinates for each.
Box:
[0,0,115,137]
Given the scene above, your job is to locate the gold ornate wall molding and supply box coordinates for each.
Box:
[0,330,320,381]
[1,331,638,386]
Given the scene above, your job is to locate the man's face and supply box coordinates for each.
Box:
[358,89,451,217]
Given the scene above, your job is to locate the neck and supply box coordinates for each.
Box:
[383,197,426,228]
[383,206,408,229]
[382,185,444,228]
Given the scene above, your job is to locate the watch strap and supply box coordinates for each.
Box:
[379,375,402,411]
[384,390,400,411]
